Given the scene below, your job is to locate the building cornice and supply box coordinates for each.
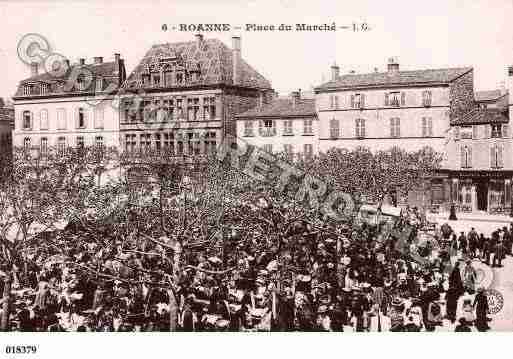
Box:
[318,105,449,113]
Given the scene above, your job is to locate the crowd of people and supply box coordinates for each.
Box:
[0,203,511,332]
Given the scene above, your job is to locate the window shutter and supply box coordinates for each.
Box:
[330,95,334,109]
[460,146,465,167]
[468,146,473,167]
[485,124,491,138]
[472,125,478,139]
[75,108,80,129]
[499,145,504,167]
[361,94,365,108]
[490,146,495,168]
[258,120,263,135]
[385,93,389,106]
[428,118,433,136]
[390,118,394,137]
[503,124,509,138]
[94,107,104,129]
[362,119,366,137]
[350,94,355,108]
[421,117,426,137]
[401,92,406,106]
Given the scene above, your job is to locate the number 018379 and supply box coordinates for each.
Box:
[4,345,37,355]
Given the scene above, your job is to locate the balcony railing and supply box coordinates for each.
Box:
[259,127,277,137]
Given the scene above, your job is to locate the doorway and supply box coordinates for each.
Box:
[476,180,488,211]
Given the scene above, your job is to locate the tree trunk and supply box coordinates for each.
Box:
[1,273,12,331]
[168,289,178,332]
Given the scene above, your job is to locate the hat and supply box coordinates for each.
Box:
[297,274,311,282]
[208,256,222,264]
[216,319,230,329]
[391,298,404,307]
[317,305,329,314]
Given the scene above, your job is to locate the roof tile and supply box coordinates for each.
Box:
[316,67,473,91]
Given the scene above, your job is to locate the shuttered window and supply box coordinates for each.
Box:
[461,145,472,168]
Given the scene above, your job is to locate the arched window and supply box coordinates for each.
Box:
[23,111,32,130]
[461,145,472,168]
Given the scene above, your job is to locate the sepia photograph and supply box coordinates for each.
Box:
[0,0,513,357]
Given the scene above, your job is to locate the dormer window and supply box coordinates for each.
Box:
[41,83,49,94]
[142,74,150,85]
[76,76,86,91]
[176,73,184,84]
[153,75,161,87]
[385,91,405,107]
[95,78,103,92]
[23,85,33,95]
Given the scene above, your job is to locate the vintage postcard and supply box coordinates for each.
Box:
[0,0,512,357]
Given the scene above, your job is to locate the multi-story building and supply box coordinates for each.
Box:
[235,90,318,158]
[314,58,481,210]
[441,68,512,214]
[314,58,474,154]
[119,35,272,157]
[0,98,14,152]
[12,54,127,152]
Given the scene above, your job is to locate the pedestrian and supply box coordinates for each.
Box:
[473,287,490,331]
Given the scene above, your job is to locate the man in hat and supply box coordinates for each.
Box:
[388,297,405,332]
[473,287,490,331]
[462,260,477,294]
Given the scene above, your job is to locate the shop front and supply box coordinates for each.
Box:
[434,170,513,214]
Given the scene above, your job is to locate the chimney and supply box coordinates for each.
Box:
[64,59,70,68]
[374,67,379,73]
[30,62,38,76]
[94,56,103,64]
[114,53,121,76]
[232,36,241,85]
[291,89,301,107]
[349,70,356,74]
[195,33,204,43]
[330,63,340,81]
[387,57,399,73]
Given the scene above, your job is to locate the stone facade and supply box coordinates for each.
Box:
[449,69,476,123]
[119,36,272,157]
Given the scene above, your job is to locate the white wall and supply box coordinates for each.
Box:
[13,95,120,148]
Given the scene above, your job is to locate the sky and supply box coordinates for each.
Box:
[0,0,512,101]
